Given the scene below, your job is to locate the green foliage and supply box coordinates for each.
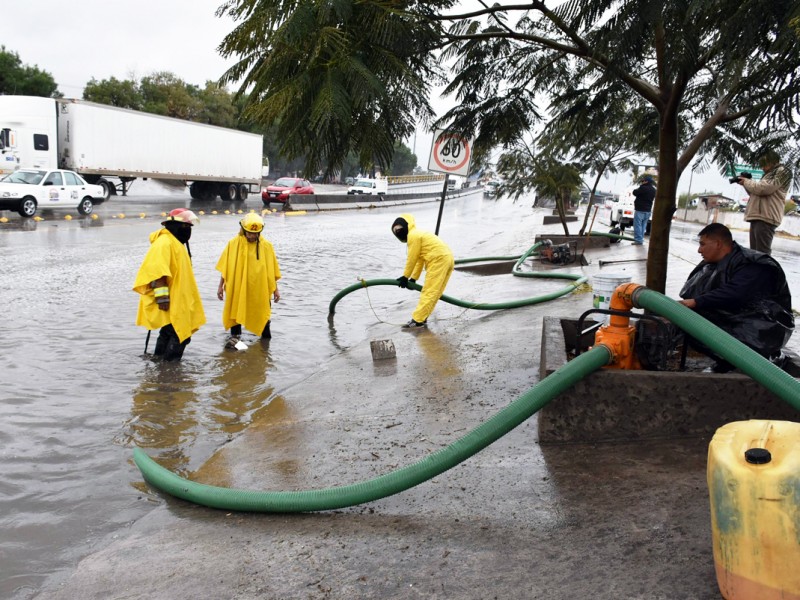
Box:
[0,46,59,97]
[84,77,142,109]
[83,73,240,128]
[387,141,417,176]
[217,0,450,177]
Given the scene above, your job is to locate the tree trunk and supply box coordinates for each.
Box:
[647,108,680,293]
[556,194,570,235]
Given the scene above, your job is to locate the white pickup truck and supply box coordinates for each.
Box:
[599,186,653,233]
[347,178,388,195]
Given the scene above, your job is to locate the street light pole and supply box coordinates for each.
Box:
[683,163,697,221]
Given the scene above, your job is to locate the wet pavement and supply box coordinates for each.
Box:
[1,190,798,599]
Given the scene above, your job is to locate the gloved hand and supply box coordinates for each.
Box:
[397,276,408,288]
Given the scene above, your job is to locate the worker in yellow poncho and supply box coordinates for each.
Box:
[133,208,206,361]
[392,213,454,329]
[216,213,281,347]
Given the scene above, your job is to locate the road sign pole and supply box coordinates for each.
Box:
[435,174,449,235]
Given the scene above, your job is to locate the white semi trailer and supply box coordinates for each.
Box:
[0,95,265,201]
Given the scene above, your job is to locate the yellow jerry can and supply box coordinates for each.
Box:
[707,420,800,600]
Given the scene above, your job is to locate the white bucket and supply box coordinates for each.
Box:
[591,273,632,322]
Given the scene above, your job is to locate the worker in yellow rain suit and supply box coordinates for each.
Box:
[216,213,281,347]
[392,213,455,329]
[133,208,206,361]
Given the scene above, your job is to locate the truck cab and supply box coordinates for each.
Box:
[0,96,59,177]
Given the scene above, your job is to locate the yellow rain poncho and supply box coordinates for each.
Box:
[399,213,455,323]
[132,229,206,343]
[216,234,281,335]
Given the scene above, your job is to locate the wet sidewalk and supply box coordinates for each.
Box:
[34,236,735,600]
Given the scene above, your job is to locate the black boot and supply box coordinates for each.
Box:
[261,320,271,339]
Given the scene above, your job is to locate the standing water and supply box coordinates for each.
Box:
[0,193,546,598]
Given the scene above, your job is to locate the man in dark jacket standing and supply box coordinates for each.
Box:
[678,223,794,372]
[632,175,656,245]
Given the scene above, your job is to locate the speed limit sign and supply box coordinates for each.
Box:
[427,129,474,177]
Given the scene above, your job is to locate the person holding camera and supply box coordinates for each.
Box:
[735,152,791,255]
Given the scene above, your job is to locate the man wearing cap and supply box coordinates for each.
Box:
[632,175,656,246]
[737,151,791,255]
[133,208,206,361]
[216,212,281,347]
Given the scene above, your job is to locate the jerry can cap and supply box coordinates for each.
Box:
[744,448,772,464]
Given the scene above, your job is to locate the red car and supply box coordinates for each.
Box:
[262,177,314,206]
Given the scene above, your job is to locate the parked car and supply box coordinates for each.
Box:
[262,177,314,206]
[0,168,105,217]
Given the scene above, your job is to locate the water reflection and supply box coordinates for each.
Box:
[0,217,39,232]
[124,340,278,476]
[126,361,202,474]
[196,396,307,490]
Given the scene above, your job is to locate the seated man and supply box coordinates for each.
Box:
[678,223,794,371]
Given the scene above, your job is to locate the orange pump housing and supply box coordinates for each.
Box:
[593,283,644,370]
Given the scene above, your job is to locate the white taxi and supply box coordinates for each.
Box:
[0,168,106,218]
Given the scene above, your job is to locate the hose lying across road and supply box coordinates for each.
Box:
[329,242,588,315]
[134,262,800,513]
[133,345,612,512]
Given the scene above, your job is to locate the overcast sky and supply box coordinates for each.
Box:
[5,0,736,197]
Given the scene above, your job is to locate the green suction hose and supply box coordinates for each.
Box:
[589,230,635,242]
[328,242,587,315]
[134,345,612,512]
[328,275,587,314]
[634,287,800,412]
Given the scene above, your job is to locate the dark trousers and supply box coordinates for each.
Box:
[749,219,776,255]
[153,324,190,361]
[230,321,271,339]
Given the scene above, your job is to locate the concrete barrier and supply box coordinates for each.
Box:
[286,187,484,212]
[537,316,800,444]
[675,207,800,237]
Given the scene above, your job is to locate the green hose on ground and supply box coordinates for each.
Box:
[589,230,635,242]
[328,242,587,315]
[134,346,613,512]
[634,288,800,412]
[328,275,587,314]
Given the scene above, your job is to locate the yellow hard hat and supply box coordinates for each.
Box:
[240,213,264,233]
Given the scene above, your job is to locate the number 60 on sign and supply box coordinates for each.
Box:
[427,129,474,177]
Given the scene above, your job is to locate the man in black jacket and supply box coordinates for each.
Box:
[678,223,793,371]
[632,175,656,245]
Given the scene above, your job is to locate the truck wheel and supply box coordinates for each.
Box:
[190,182,216,201]
[77,197,94,215]
[222,183,238,202]
[19,197,37,218]
[98,179,115,200]
[237,184,249,201]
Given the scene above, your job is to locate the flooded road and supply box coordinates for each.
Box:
[0,192,552,598]
[1,193,798,598]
